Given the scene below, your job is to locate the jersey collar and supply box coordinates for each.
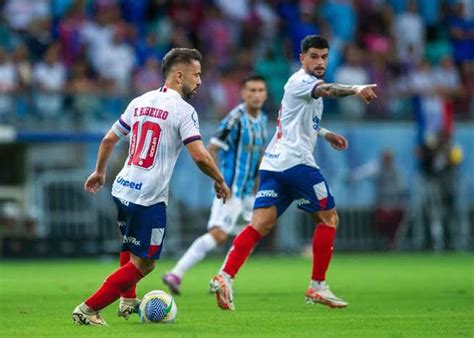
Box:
[239,103,261,122]
[157,86,181,98]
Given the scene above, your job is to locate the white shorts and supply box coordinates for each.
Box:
[207,195,254,235]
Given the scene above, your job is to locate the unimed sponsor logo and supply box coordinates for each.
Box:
[256,190,278,198]
[116,176,143,190]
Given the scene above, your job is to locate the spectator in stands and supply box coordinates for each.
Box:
[447,2,474,64]
[80,4,117,74]
[133,56,162,95]
[413,129,463,251]
[334,44,369,119]
[23,11,54,61]
[409,59,446,146]
[0,48,18,123]
[373,150,405,249]
[250,0,279,57]
[67,59,100,124]
[392,0,425,64]
[93,26,135,94]
[12,43,32,90]
[32,43,66,120]
[319,0,357,43]
[198,4,234,68]
[424,25,454,66]
[455,60,474,119]
[12,43,32,121]
[254,45,291,115]
[135,32,165,66]
[3,0,49,32]
[209,67,243,119]
[144,13,173,59]
[349,149,405,250]
[0,0,470,126]
[435,56,463,130]
[58,0,88,67]
[287,3,320,61]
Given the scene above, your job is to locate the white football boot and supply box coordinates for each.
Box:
[305,282,348,308]
[117,297,141,319]
[72,303,108,326]
[209,274,235,310]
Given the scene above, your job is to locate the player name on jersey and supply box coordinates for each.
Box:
[134,106,169,120]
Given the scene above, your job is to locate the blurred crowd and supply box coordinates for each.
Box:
[0,0,472,128]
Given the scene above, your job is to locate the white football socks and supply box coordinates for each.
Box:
[311,280,327,290]
[171,232,217,278]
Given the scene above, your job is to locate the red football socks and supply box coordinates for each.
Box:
[312,224,337,281]
[119,251,137,298]
[85,261,144,311]
[222,225,261,278]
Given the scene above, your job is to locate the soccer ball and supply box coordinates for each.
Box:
[139,290,177,323]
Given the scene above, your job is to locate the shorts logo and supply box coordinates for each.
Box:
[117,176,143,190]
[123,236,141,246]
[296,198,310,206]
[256,190,278,198]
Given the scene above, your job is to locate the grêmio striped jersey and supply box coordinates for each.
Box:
[210,103,268,198]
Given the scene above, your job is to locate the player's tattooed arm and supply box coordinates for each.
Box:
[313,83,377,103]
[313,83,357,98]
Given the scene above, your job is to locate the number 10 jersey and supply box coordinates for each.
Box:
[110,87,201,206]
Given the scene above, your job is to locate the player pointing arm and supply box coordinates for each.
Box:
[211,35,377,311]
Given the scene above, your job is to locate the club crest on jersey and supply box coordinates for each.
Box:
[191,111,199,129]
[116,176,143,190]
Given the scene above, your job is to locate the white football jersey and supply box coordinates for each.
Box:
[111,87,201,206]
[260,68,324,172]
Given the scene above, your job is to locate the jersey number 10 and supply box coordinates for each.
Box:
[128,121,162,169]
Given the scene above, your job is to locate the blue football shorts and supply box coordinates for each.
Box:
[254,164,335,217]
[113,197,167,260]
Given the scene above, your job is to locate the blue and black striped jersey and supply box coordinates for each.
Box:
[210,103,268,198]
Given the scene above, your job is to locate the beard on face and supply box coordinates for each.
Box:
[314,68,325,79]
[183,83,198,99]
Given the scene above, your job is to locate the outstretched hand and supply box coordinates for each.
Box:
[326,132,348,151]
[84,171,105,194]
[354,84,377,103]
[214,180,231,203]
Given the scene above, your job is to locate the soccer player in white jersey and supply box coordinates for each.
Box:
[210,35,377,310]
[162,75,268,295]
[72,48,230,326]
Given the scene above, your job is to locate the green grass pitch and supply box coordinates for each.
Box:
[1,254,473,337]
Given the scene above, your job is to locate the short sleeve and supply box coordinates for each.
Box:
[262,114,269,144]
[111,101,134,139]
[180,109,202,145]
[209,110,242,151]
[288,76,322,100]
